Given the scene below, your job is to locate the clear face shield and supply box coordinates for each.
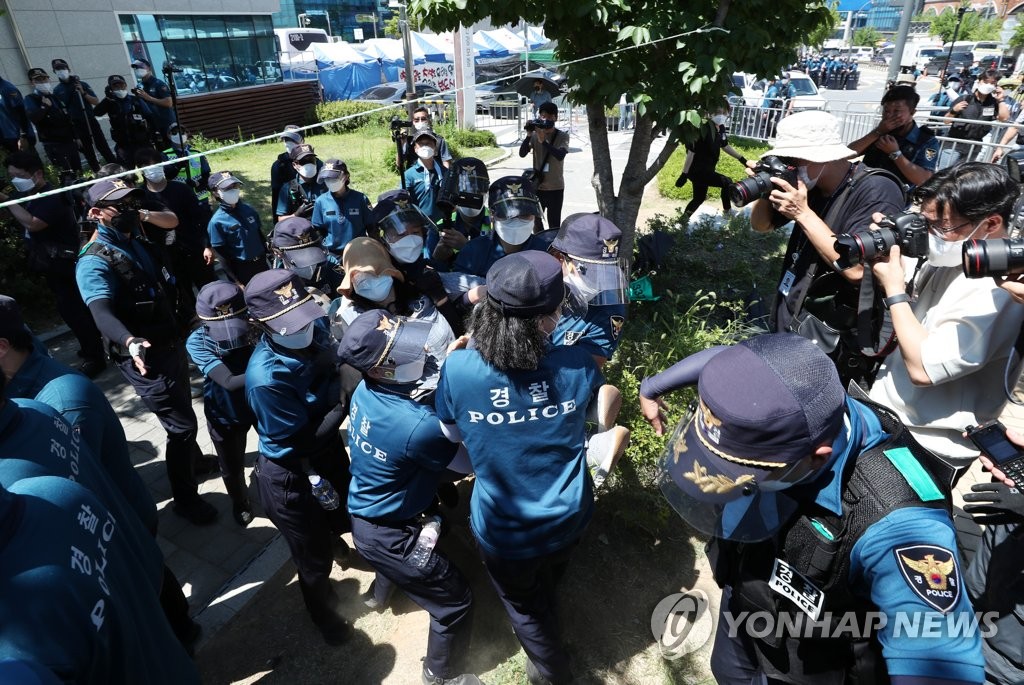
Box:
[445,166,489,209]
[201,314,253,351]
[370,317,432,384]
[277,241,328,282]
[563,256,630,315]
[379,206,436,244]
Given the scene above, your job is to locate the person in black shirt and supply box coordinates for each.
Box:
[674,103,748,216]
[51,58,116,171]
[23,68,80,174]
[944,69,1009,163]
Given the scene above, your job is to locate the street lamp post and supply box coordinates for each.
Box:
[389,0,417,118]
[939,7,970,84]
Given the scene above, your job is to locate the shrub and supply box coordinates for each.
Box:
[316,100,397,134]
[444,127,497,150]
[657,136,771,203]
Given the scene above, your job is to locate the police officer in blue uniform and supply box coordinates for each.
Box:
[312,158,372,266]
[0,73,34,153]
[431,158,490,269]
[51,58,115,171]
[244,269,352,645]
[339,309,478,685]
[207,170,268,284]
[270,216,336,295]
[643,333,985,684]
[93,74,158,168]
[23,67,80,174]
[404,130,446,233]
[437,251,604,685]
[76,178,217,526]
[186,282,255,527]
[276,143,326,220]
[130,59,175,145]
[452,176,547,277]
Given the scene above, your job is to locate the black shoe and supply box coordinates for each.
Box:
[172,497,218,526]
[316,614,352,646]
[194,455,220,478]
[233,501,254,527]
[362,579,395,612]
[333,537,350,569]
[422,666,482,685]
[79,358,106,379]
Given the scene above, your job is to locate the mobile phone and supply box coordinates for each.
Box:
[966,420,1024,482]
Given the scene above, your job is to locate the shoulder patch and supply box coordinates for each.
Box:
[564,330,584,345]
[610,315,625,339]
[924,148,938,162]
[894,544,961,614]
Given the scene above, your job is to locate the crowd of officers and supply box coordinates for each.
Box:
[0,101,629,683]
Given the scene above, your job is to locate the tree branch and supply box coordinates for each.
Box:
[641,137,680,186]
[587,102,616,216]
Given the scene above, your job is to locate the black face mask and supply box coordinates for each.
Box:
[109,209,140,234]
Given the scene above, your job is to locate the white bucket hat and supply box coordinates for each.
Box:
[761,110,856,164]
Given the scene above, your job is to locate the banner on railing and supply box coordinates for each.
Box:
[398,63,456,93]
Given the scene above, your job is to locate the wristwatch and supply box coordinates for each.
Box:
[888,150,904,161]
[140,208,151,222]
[883,293,911,310]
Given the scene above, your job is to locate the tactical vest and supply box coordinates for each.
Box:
[163,147,210,201]
[25,93,74,143]
[109,97,151,146]
[80,239,178,354]
[711,400,951,684]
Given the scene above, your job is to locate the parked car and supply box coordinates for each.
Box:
[730,71,826,111]
[488,91,528,119]
[353,82,442,104]
[852,46,875,62]
[924,51,974,77]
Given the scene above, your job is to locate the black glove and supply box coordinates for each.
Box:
[675,172,688,188]
[295,201,315,218]
[410,267,448,304]
[963,482,1024,525]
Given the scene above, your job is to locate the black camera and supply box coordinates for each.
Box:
[833,211,929,269]
[162,63,184,74]
[727,155,798,207]
[390,117,413,130]
[525,118,555,132]
[962,238,1024,278]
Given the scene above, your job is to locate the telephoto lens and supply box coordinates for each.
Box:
[728,172,774,208]
[962,239,1024,278]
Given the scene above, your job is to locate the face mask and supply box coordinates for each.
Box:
[55,70,70,81]
[143,168,166,183]
[389,234,424,264]
[495,218,535,245]
[798,165,823,191]
[456,206,482,219]
[298,163,317,179]
[711,114,728,126]
[219,189,241,205]
[112,89,128,99]
[325,178,347,194]
[354,274,394,302]
[271,321,316,349]
[976,82,996,95]
[110,210,140,234]
[928,222,981,267]
[133,68,149,80]
[413,121,430,132]
[169,133,185,147]
[289,263,319,282]
[284,141,298,154]
[416,146,435,160]
[35,83,53,95]
[10,176,36,192]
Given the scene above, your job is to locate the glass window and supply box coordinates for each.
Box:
[136,15,162,42]
[227,17,255,38]
[120,15,141,43]
[194,17,226,39]
[158,16,196,40]
[254,16,274,37]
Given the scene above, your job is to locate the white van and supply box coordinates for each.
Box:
[852,46,874,62]
[911,45,945,70]
[946,41,1002,61]
[274,28,329,78]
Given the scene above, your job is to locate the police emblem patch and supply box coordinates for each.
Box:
[610,315,625,339]
[273,281,297,304]
[564,330,584,345]
[602,238,620,259]
[924,148,938,162]
[506,182,522,196]
[894,545,960,613]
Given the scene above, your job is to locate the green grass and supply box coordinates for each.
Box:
[656,137,772,205]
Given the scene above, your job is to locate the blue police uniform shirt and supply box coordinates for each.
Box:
[0,659,62,684]
[553,303,627,361]
[275,178,326,217]
[0,476,200,685]
[802,398,985,681]
[346,381,458,521]
[185,327,254,427]
[436,345,602,559]
[76,224,164,307]
[245,321,339,461]
[403,160,445,223]
[0,77,32,143]
[5,348,158,533]
[207,201,265,261]
[451,233,550,278]
[452,208,491,240]
[141,75,175,134]
[312,189,372,261]
[904,123,940,173]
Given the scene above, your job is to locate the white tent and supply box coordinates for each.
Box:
[312,42,375,66]
[483,27,527,53]
[410,31,457,61]
[516,26,549,49]
[358,38,424,62]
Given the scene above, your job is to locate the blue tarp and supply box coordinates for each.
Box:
[318,62,385,100]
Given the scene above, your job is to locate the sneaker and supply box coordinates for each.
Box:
[362,578,395,612]
[421,666,483,685]
[587,384,622,433]
[585,426,630,490]
[172,497,218,526]
[232,501,254,527]
[79,358,106,379]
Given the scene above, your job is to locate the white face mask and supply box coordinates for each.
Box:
[55,70,70,81]
[133,68,149,80]
[456,206,482,219]
[284,141,298,154]
[413,121,430,132]
[927,222,981,267]
[112,89,129,99]
[289,263,320,282]
[798,164,823,191]
[169,133,185,147]
[143,168,166,183]
[325,178,347,194]
[10,176,36,192]
[271,321,316,349]
[35,83,53,95]
[388,234,424,264]
[976,82,996,95]
[711,114,728,126]
[219,188,241,205]
[298,163,317,179]
[495,218,535,245]
[354,274,394,302]
[416,146,435,160]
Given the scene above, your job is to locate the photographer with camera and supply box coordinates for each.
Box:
[395,108,453,175]
[746,111,904,383]
[93,74,158,168]
[519,101,569,231]
[866,162,1024,462]
[129,59,175,147]
[51,58,115,172]
[848,85,939,190]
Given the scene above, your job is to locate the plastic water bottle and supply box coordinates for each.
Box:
[409,516,441,569]
[308,472,340,511]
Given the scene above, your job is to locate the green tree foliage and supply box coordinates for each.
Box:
[409,0,836,254]
[929,8,1003,43]
[1012,21,1024,49]
[853,26,882,46]
[383,15,400,38]
[808,2,841,48]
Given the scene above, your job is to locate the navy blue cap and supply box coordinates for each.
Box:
[551,214,622,261]
[372,189,413,225]
[488,176,540,220]
[412,130,437,145]
[27,68,48,81]
[289,143,317,162]
[208,171,241,191]
[107,74,127,86]
[272,217,326,268]
[486,250,564,317]
[244,269,325,335]
[317,158,348,181]
[280,126,303,144]
[87,178,143,206]
[337,309,430,376]
[196,282,250,343]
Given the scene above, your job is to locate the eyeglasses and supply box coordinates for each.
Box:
[412,116,429,122]
[925,217,975,235]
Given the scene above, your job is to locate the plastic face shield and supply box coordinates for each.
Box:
[444,165,489,209]
[568,257,629,306]
[379,206,436,244]
[202,314,252,350]
[371,317,432,383]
